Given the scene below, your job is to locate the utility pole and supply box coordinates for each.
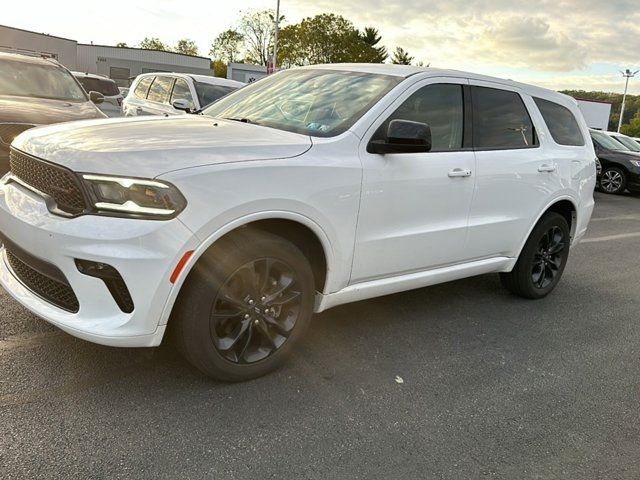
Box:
[618,69,638,133]
[271,0,281,74]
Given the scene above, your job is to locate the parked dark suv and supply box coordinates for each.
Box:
[590,129,640,194]
[0,53,106,175]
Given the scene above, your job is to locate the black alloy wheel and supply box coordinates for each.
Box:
[500,212,571,299]
[210,258,302,364]
[171,229,315,382]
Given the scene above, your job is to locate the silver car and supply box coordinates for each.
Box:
[73,72,123,117]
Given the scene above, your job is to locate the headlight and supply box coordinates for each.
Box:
[630,160,640,168]
[81,174,186,219]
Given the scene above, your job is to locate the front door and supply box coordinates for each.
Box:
[352,79,476,283]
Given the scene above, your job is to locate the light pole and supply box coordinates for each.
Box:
[617,69,638,133]
[271,0,281,73]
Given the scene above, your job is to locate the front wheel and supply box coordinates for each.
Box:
[171,229,315,382]
[500,212,570,299]
[600,167,627,194]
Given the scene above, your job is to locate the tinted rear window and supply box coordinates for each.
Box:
[77,76,120,96]
[472,86,537,149]
[533,97,585,146]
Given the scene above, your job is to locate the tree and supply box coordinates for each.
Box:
[359,27,387,63]
[211,60,228,78]
[238,9,282,66]
[175,39,199,56]
[210,29,245,64]
[391,46,414,65]
[139,37,170,51]
[277,14,378,67]
[115,42,128,48]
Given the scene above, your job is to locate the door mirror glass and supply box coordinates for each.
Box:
[172,99,193,113]
[369,119,432,154]
[89,91,104,105]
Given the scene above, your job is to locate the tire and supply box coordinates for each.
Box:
[171,229,315,382]
[600,167,627,194]
[500,212,570,299]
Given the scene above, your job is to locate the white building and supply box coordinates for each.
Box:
[576,99,612,131]
[0,24,214,87]
[77,44,213,87]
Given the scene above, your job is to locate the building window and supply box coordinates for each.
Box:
[109,67,130,87]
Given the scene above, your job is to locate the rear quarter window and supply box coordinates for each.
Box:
[133,76,153,99]
[533,97,585,146]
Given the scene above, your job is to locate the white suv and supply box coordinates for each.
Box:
[72,72,123,117]
[123,73,243,116]
[0,65,596,381]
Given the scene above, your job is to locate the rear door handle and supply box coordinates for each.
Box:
[538,164,556,173]
[448,168,472,178]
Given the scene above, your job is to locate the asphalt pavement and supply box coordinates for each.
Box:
[1,192,640,479]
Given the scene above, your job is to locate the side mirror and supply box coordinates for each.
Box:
[89,91,104,105]
[172,99,193,113]
[368,119,432,154]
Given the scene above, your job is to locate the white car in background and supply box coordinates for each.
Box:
[0,65,596,381]
[72,72,123,117]
[123,73,244,117]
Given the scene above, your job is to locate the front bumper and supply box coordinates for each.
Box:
[0,179,197,347]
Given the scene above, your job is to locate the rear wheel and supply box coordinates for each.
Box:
[600,167,627,194]
[500,212,570,299]
[171,229,315,382]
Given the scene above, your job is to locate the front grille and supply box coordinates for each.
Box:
[5,249,79,313]
[9,149,87,215]
[0,123,36,147]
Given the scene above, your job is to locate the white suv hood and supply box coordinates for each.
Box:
[12,115,313,177]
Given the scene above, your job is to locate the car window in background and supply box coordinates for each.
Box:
[376,83,464,151]
[591,130,630,150]
[0,61,87,102]
[133,76,153,99]
[171,78,195,109]
[77,77,120,96]
[533,97,585,146]
[611,135,640,152]
[204,69,402,137]
[194,83,236,108]
[472,86,537,149]
[147,76,174,104]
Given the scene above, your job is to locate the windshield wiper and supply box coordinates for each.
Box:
[223,117,259,125]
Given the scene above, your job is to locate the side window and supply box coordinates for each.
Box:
[133,76,153,99]
[533,97,585,146]
[375,83,464,151]
[472,86,537,149]
[147,76,174,104]
[171,78,195,109]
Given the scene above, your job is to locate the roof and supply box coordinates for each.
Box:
[71,71,111,80]
[0,24,77,43]
[299,64,575,104]
[77,43,211,61]
[0,51,61,66]
[136,71,244,87]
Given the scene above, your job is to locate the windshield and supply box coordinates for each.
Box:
[611,134,640,152]
[194,82,238,109]
[0,60,88,102]
[77,76,120,96]
[592,130,630,151]
[204,69,402,137]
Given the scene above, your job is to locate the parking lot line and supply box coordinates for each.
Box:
[580,231,640,244]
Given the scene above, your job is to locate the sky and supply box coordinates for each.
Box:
[4,0,640,94]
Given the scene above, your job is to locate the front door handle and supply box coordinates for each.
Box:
[448,168,472,178]
[538,164,556,173]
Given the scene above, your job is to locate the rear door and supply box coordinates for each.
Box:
[143,75,176,116]
[464,81,562,259]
